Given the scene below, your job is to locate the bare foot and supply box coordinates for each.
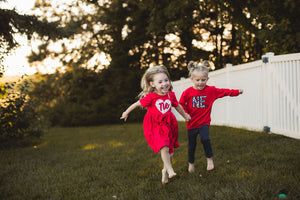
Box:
[188,163,195,173]
[207,158,214,171]
[162,169,168,184]
[168,169,177,179]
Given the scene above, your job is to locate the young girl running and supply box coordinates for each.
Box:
[179,61,243,174]
[120,65,191,184]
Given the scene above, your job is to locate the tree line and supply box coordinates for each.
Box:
[0,0,299,142]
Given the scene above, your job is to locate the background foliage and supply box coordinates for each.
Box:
[0,0,69,144]
[1,0,300,130]
[0,78,48,147]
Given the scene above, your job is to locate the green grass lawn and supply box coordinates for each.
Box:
[0,123,299,200]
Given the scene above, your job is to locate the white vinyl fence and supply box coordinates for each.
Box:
[172,52,300,139]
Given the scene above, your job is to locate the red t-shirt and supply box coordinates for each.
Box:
[179,86,240,130]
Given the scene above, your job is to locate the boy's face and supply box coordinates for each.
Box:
[191,71,209,90]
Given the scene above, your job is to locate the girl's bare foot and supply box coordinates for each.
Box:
[188,163,195,173]
[162,169,168,184]
[168,169,177,179]
[207,158,214,171]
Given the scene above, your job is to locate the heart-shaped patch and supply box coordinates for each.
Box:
[155,99,171,114]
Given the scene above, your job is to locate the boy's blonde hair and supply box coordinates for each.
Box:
[187,60,210,77]
[139,65,173,98]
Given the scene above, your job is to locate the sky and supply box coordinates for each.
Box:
[1,0,51,76]
[1,0,109,77]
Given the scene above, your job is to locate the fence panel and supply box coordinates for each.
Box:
[172,52,300,139]
[265,53,300,138]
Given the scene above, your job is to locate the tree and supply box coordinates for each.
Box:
[0,0,74,144]
[28,68,107,126]
[249,0,300,54]
[0,0,76,94]
[24,0,300,126]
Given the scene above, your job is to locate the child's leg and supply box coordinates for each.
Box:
[161,168,168,184]
[199,125,214,170]
[160,146,176,179]
[161,152,174,184]
[170,152,173,164]
[187,129,198,173]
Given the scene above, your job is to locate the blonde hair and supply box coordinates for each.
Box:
[187,60,210,77]
[139,65,173,98]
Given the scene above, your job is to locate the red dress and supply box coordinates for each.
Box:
[140,91,180,153]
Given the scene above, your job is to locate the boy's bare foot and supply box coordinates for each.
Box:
[207,158,214,171]
[162,169,168,184]
[188,163,195,173]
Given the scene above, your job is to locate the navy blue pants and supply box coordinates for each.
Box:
[187,125,213,163]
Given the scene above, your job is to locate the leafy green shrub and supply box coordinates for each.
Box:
[0,78,48,147]
[27,67,145,127]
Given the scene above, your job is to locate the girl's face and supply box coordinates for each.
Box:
[191,71,209,90]
[150,72,170,95]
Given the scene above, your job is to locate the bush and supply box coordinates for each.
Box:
[0,78,48,148]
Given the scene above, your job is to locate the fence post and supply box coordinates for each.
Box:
[261,52,274,132]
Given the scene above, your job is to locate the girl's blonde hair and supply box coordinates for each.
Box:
[139,65,173,98]
[187,60,210,77]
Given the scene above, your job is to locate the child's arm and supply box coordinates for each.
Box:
[215,87,243,98]
[174,104,191,121]
[178,91,188,113]
[120,101,142,122]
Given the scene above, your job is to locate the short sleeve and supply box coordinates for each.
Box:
[139,93,153,108]
[170,91,179,107]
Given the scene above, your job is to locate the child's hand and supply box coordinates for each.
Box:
[239,89,243,94]
[185,113,191,122]
[120,112,128,122]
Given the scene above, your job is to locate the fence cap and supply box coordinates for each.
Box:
[226,63,233,68]
[265,52,275,57]
[262,52,275,63]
